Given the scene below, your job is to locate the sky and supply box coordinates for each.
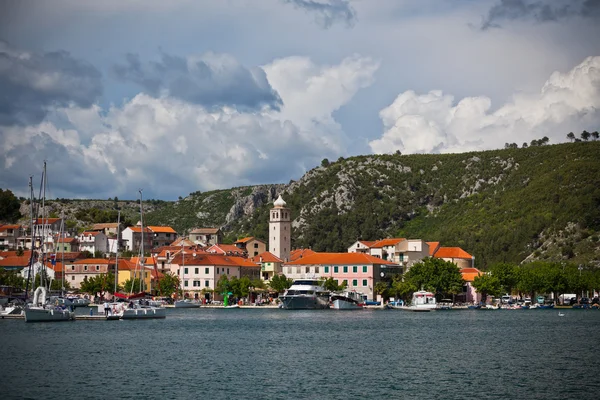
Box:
[1,0,599,200]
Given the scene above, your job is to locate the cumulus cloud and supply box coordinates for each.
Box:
[0,40,102,126]
[369,56,600,155]
[1,54,378,199]
[283,0,357,28]
[481,0,600,30]
[113,52,282,111]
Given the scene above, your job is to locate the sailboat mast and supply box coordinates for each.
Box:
[41,161,46,289]
[115,210,120,295]
[181,241,184,299]
[60,213,65,297]
[25,176,35,298]
[139,189,144,294]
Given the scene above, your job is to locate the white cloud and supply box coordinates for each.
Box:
[1,55,379,199]
[369,56,600,154]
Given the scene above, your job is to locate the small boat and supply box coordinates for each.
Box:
[224,304,240,309]
[437,299,453,310]
[331,290,365,310]
[0,304,23,316]
[174,299,200,308]
[279,279,330,310]
[467,305,481,310]
[558,311,565,317]
[24,287,75,322]
[395,290,437,312]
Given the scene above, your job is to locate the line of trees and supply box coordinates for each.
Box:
[567,130,599,142]
[472,261,599,303]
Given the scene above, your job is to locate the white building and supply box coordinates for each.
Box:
[78,231,108,255]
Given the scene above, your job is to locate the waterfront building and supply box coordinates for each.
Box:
[459,267,483,303]
[269,195,291,262]
[283,252,401,301]
[64,258,115,289]
[207,243,247,257]
[432,247,475,269]
[252,251,283,281]
[116,259,154,293]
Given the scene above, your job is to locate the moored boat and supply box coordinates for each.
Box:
[279,279,330,309]
[24,287,75,322]
[395,290,437,312]
[331,290,365,310]
[174,299,200,308]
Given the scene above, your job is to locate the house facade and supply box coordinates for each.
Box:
[433,247,475,269]
[78,231,108,255]
[189,228,223,246]
[251,251,283,282]
[121,226,153,253]
[234,237,266,258]
[283,252,402,301]
[64,258,115,289]
[147,226,178,249]
[207,244,247,257]
[55,237,79,253]
[460,267,483,303]
[0,225,24,250]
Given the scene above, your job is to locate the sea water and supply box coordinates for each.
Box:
[0,308,598,399]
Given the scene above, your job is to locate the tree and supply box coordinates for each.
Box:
[374,281,389,301]
[404,258,464,299]
[80,273,118,294]
[320,277,346,292]
[269,274,293,293]
[158,272,180,297]
[123,278,141,294]
[489,262,518,294]
[472,273,501,304]
[581,130,591,141]
[321,158,330,167]
[0,268,26,288]
[522,142,528,148]
[567,132,575,142]
[592,131,599,140]
[390,274,417,302]
[0,188,22,223]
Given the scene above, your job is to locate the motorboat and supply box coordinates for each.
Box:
[279,279,330,309]
[174,299,200,308]
[68,297,91,307]
[24,287,75,322]
[0,304,23,316]
[396,290,437,312]
[331,290,365,310]
[107,300,166,320]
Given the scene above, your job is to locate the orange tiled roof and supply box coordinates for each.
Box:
[208,244,245,255]
[370,238,406,248]
[148,226,177,234]
[434,247,473,259]
[34,218,61,224]
[45,261,64,272]
[57,237,78,243]
[0,256,30,267]
[0,250,32,258]
[289,249,317,262]
[169,238,196,247]
[116,259,137,271]
[460,268,482,282]
[235,236,254,244]
[427,242,440,256]
[81,231,101,236]
[73,258,112,264]
[358,240,377,248]
[251,251,283,263]
[170,253,257,267]
[127,226,152,233]
[286,252,395,266]
[0,224,22,232]
[190,228,221,234]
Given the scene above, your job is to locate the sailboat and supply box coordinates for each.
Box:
[112,189,166,320]
[24,163,75,322]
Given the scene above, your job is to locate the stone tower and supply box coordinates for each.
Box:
[269,195,291,262]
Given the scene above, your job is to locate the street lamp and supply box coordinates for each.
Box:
[578,264,584,299]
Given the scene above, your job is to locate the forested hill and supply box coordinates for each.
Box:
[223,141,600,268]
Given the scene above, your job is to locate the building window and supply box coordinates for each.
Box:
[227,268,230,274]
[205,280,209,287]
[352,266,357,273]
[195,268,199,274]
[296,267,300,274]
[305,267,309,273]
[84,266,88,271]
[343,266,348,273]
[72,266,75,271]
[184,267,188,274]
[184,281,188,287]
[315,266,319,274]
[324,266,329,273]
[205,267,209,274]
[71,276,75,280]
[400,253,404,262]
[96,266,100,271]
[362,279,367,287]
[334,266,338,273]
[363,266,367,273]
[352,279,358,286]
[254,243,258,248]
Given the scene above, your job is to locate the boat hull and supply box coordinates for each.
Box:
[121,307,166,319]
[24,307,75,322]
[174,300,200,308]
[332,299,363,310]
[280,295,330,310]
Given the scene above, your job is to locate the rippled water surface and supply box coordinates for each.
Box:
[1,308,598,399]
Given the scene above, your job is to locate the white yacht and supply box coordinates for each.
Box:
[24,287,75,322]
[279,279,330,309]
[395,290,437,312]
[331,290,365,310]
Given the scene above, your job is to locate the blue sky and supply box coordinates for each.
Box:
[1,0,599,200]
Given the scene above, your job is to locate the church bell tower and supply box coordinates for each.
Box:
[269,195,291,262]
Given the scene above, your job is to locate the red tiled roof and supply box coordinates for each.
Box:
[208,244,245,255]
[426,242,440,256]
[289,249,317,262]
[126,227,153,233]
[0,224,22,232]
[0,250,32,259]
[34,218,61,224]
[286,252,395,266]
[81,231,101,236]
[73,258,112,265]
[0,256,30,267]
[251,251,283,263]
[434,247,473,259]
[358,240,377,248]
[460,268,482,282]
[57,237,78,243]
[45,261,64,272]
[370,238,406,248]
[148,226,177,234]
[235,236,254,244]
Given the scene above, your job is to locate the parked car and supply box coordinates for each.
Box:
[569,297,578,306]
[581,297,590,304]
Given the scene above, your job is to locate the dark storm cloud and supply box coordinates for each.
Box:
[283,0,357,28]
[481,0,600,30]
[113,52,282,111]
[0,40,102,126]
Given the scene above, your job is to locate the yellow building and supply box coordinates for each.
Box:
[116,258,153,293]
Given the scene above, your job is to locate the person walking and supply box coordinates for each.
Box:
[103,301,110,316]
